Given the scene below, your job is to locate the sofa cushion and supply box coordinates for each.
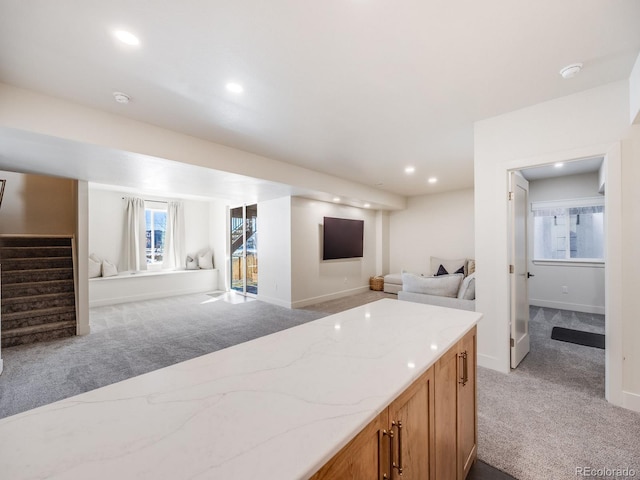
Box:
[430,257,467,277]
[89,255,102,278]
[402,272,463,298]
[457,273,476,300]
[383,273,403,285]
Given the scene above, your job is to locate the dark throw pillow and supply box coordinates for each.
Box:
[435,264,448,276]
[454,265,465,275]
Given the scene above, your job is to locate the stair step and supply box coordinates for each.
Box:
[1,279,75,298]
[0,256,73,271]
[0,246,72,259]
[1,292,76,314]
[1,307,76,330]
[1,321,76,348]
[1,267,74,284]
[0,236,72,247]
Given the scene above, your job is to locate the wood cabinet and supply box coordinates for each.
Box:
[311,326,476,480]
[435,326,477,480]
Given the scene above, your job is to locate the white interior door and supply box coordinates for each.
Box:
[510,171,531,368]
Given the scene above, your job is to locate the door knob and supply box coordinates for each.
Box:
[527,272,535,278]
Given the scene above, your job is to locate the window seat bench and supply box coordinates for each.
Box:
[89,269,219,307]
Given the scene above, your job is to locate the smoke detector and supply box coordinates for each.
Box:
[113,92,131,104]
[559,63,583,79]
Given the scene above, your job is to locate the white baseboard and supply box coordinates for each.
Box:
[478,353,509,374]
[530,299,605,315]
[256,294,292,309]
[622,390,640,413]
[291,286,370,309]
[0,358,3,376]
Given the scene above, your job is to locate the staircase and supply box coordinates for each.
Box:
[0,236,77,348]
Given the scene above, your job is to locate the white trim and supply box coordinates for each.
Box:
[531,196,604,210]
[622,390,640,413]
[530,299,605,315]
[0,358,3,376]
[255,294,292,309]
[478,353,509,373]
[532,259,604,267]
[291,286,370,309]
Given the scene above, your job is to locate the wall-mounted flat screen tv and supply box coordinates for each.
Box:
[323,217,364,260]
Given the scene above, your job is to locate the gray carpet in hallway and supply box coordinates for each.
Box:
[478,306,640,480]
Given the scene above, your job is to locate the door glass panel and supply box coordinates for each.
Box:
[230,204,258,295]
[230,206,245,293]
[246,204,258,295]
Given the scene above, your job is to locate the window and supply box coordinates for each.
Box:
[532,197,604,261]
[145,205,167,264]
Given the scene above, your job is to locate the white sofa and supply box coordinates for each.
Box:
[386,257,476,311]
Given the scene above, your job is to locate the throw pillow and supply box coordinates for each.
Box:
[467,259,476,276]
[102,260,118,277]
[402,272,464,298]
[186,255,198,270]
[198,250,214,269]
[430,256,467,277]
[435,264,465,276]
[89,255,102,278]
[457,273,476,300]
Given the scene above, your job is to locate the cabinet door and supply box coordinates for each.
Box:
[311,410,388,480]
[434,345,459,480]
[387,368,435,479]
[457,327,477,479]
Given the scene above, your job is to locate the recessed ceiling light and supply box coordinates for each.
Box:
[363,203,371,208]
[559,63,582,79]
[113,30,140,46]
[554,162,564,168]
[404,166,415,174]
[226,82,244,94]
[113,91,131,104]
[428,177,438,184]
[333,197,341,202]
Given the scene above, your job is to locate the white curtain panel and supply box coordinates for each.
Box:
[122,197,147,271]
[162,201,185,270]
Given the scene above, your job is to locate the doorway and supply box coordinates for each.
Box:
[230,204,258,295]
[508,157,608,395]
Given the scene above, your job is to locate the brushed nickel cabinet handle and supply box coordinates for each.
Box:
[394,420,404,476]
[383,428,394,479]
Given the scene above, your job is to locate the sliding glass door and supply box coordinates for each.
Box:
[230,204,258,295]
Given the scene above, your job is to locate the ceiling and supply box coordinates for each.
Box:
[1,0,639,198]
[520,156,604,182]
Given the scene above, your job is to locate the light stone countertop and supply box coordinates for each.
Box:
[0,299,482,480]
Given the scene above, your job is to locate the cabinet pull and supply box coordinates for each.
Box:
[382,428,394,479]
[393,420,404,476]
[459,351,468,386]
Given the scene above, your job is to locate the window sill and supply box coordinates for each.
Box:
[532,259,604,268]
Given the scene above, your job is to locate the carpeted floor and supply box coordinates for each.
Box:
[1,295,639,480]
[478,306,640,480]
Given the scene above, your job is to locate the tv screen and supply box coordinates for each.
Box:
[323,217,364,260]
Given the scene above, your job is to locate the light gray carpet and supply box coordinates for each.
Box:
[478,306,640,480]
[2,295,639,480]
[0,291,392,419]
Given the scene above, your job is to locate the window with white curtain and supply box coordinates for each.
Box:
[532,197,604,261]
[145,202,167,265]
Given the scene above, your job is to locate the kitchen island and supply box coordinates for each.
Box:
[0,298,481,479]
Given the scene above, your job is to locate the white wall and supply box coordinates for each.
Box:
[290,197,377,307]
[389,188,475,275]
[257,197,292,307]
[0,170,75,234]
[528,172,605,314]
[474,80,637,410]
[621,125,640,409]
